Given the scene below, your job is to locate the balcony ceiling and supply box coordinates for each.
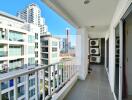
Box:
[42,0,119,30]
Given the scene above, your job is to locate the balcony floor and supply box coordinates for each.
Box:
[64,65,114,100]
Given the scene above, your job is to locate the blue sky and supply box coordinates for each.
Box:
[0,0,76,46]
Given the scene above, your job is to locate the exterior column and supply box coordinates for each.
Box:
[76,27,88,80]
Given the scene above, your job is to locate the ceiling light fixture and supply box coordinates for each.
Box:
[84,0,90,4]
[90,26,95,28]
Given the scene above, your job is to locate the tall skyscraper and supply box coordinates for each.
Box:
[17,3,50,35]
[61,28,71,53]
[17,4,41,26]
[66,28,71,52]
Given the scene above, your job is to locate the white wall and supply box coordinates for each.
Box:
[105,0,132,100]
[76,27,88,80]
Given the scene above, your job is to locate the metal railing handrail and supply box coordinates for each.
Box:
[0,60,71,82]
[0,59,76,100]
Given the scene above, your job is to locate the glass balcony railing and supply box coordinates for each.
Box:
[0,60,77,100]
[0,51,8,57]
[9,31,24,42]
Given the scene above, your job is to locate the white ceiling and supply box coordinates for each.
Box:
[43,0,119,34]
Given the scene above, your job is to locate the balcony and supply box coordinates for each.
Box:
[40,0,132,100]
[0,0,131,100]
[9,30,24,42]
[0,59,115,100]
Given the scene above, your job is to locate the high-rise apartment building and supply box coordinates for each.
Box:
[0,11,40,100]
[17,3,49,35]
[17,4,41,26]
[41,35,60,65]
[40,35,60,92]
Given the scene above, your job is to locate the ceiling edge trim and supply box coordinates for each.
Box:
[42,0,80,29]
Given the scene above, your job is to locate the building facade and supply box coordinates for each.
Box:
[0,11,40,100]
[17,3,48,35]
[17,4,41,26]
[41,35,60,65]
[40,35,60,92]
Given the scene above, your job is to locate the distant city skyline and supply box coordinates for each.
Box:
[0,0,76,46]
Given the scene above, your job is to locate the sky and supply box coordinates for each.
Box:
[0,0,76,46]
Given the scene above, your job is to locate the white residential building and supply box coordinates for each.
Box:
[17,3,50,36]
[0,11,40,100]
[40,35,60,91]
[17,3,41,26]
[41,34,60,66]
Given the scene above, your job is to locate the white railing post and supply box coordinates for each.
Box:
[48,67,51,95]
[56,64,59,88]
[66,63,68,81]
[70,63,72,77]
[63,63,65,82]
[53,65,55,92]
[69,63,71,78]
[42,69,45,100]
[71,62,74,76]
[66,63,68,80]
[35,71,38,100]
[25,75,29,100]
[0,81,1,100]
[74,64,76,74]
[73,65,75,75]
[68,63,70,79]
[14,78,17,100]
[72,62,74,75]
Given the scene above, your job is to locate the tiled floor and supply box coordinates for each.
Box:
[64,65,114,100]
